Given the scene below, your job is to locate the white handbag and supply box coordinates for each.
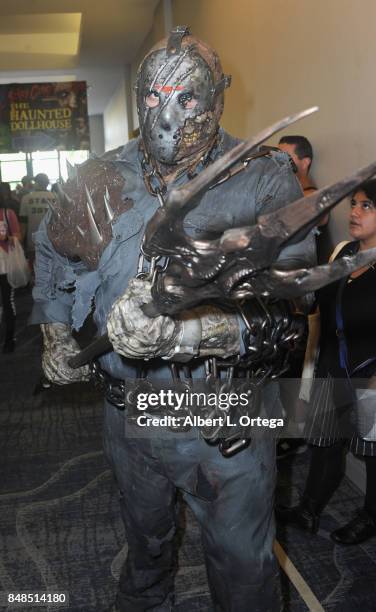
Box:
[355,388,376,442]
[7,237,30,289]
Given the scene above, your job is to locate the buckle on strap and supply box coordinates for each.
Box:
[218,437,251,458]
[91,361,126,410]
[166,25,190,56]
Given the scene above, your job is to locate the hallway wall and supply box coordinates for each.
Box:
[88,114,105,156]
[132,0,376,247]
[103,75,129,152]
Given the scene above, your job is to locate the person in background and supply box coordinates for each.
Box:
[0,194,21,353]
[276,135,330,460]
[0,182,20,216]
[19,173,57,266]
[278,135,330,263]
[15,175,34,202]
[277,179,376,545]
[278,135,316,195]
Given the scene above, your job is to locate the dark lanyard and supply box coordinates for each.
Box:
[335,276,351,376]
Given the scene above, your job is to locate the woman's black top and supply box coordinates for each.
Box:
[317,241,376,379]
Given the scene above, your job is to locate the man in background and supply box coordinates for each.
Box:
[278,135,316,195]
[277,137,323,459]
[16,175,34,201]
[19,173,57,267]
[278,135,330,263]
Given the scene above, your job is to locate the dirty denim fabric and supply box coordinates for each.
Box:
[31,132,315,380]
[31,131,315,611]
[103,401,280,612]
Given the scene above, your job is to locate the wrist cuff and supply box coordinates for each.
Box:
[166,314,202,363]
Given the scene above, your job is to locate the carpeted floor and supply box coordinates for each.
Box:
[277,452,376,611]
[0,288,375,611]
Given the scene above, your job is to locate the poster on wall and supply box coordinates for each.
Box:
[0,81,90,152]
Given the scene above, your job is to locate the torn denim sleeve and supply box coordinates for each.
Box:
[31,217,98,329]
[255,153,317,271]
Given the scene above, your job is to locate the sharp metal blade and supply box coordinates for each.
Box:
[143,107,319,257]
[85,200,103,245]
[217,160,376,273]
[267,247,376,298]
[257,160,376,249]
[165,106,319,213]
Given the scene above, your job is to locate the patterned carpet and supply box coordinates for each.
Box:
[0,288,375,611]
[277,453,376,611]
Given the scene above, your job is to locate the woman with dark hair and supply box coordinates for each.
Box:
[0,192,21,353]
[278,179,376,545]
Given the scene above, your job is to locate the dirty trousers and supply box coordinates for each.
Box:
[103,403,280,612]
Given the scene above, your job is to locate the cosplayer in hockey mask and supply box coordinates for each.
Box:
[135,26,231,177]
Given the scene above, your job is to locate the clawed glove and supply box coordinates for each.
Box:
[107,278,183,360]
[41,323,91,385]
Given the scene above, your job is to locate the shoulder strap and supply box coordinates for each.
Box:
[329,240,352,262]
[334,241,358,376]
[335,276,350,374]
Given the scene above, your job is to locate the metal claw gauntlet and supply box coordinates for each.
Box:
[107,278,241,362]
[107,278,183,360]
[41,323,91,385]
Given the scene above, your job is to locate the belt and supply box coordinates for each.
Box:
[91,361,126,409]
[91,360,252,457]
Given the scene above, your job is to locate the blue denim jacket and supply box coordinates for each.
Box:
[31,130,316,380]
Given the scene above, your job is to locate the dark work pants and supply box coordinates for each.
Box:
[0,274,15,344]
[103,403,281,612]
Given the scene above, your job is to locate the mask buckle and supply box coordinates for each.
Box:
[167,25,190,56]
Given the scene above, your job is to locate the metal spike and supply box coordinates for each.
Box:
[47,201,61,220]
[103,185,115,223]
[66,160,77,180]
[55,183,74,209]
[86,200,103,245]
[55,182,65,200]
[65,194,75,207]
[85,184,96,215]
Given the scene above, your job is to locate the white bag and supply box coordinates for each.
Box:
[7,238,30,289]
[355,388,376,442]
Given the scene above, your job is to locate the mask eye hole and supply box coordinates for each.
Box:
[145,90,160,108]
[178,92,198,110]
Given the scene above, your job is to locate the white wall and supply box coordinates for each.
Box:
[88,114,105,155]
[145,0,376,250]
[103,73,129,151]
[131,0,166,130]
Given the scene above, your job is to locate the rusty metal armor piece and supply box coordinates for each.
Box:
[47,158,132,270]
